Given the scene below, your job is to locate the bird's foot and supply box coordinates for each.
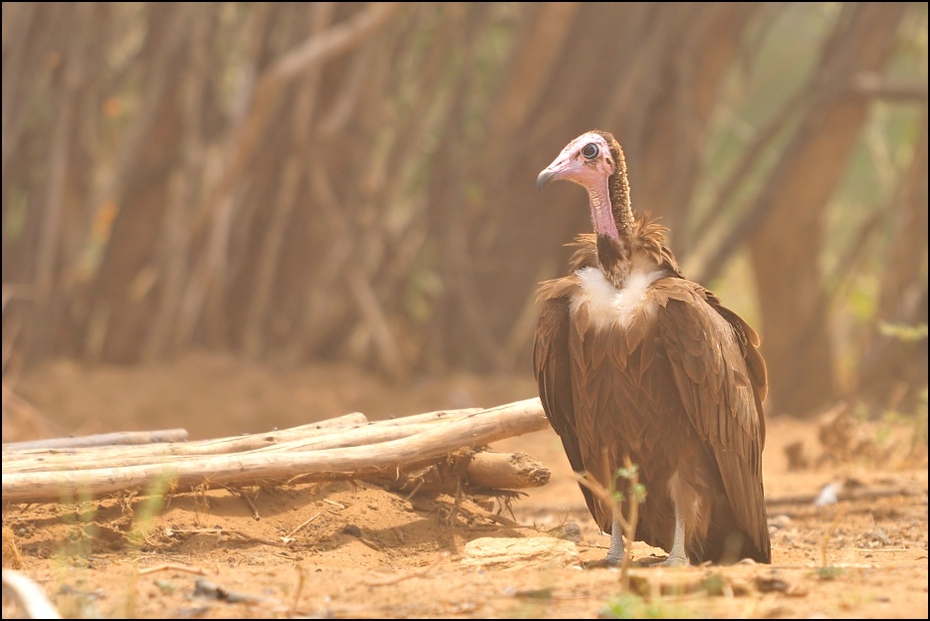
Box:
[581,553,649,569]
[580,556,621,569]
[660,554,690,568]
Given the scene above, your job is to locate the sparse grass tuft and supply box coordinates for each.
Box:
[816,565,845,580]
[598,593,694,619]
[126,473,174,548]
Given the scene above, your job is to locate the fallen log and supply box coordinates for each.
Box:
[373,448,551,497]
[466,451,551,489]
[2,407,484,468]
[1,398,550,504]
[2,428,190,452]
[6,421,476,473]
[2,408,490,473]
[1,412,369,463]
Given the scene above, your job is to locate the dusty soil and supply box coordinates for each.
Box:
[3,352,928,619]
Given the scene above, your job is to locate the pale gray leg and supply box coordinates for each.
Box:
[662,501,690,567]
[604,517,624,566]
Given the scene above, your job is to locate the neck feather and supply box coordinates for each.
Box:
[609,148,634,236]
[592,145,635,284]
[588,148,635,239]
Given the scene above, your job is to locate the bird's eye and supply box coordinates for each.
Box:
[582,143,599,160]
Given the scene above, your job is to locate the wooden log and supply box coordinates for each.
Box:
[2,429,189,452]
[373,407,483,425]
[1,413,369,465]
[465,451,550,489]
[373,449,551,496]
[2,408,479,465]
[0,398,550,504]
[2,408,484,472]
[7,421,459,473]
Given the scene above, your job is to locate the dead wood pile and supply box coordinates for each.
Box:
[1,398,551,504]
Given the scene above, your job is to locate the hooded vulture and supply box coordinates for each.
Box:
[534,130,771,566]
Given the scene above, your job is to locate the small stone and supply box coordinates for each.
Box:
[460,536,578,569]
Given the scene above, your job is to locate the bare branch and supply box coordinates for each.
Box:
[1,569,62,619]
[852,72,928,101]
[3,429,189,452]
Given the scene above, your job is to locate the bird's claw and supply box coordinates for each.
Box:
[660,555,690,568]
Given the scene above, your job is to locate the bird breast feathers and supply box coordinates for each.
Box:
[570,266,665,333]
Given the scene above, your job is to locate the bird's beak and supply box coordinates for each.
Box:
[536,167,557,191]
[536,153,573,191]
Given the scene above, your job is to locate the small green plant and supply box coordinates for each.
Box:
[598,593,692,619]
[817,503,849,580]
[126,472,175,548]
[577,457,647,593]
[816,565,846,580]
[613,463,648,508]
[877,321,928,342]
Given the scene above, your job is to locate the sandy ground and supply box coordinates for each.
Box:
[2,352,928,619]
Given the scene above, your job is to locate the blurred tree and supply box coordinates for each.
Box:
[745,2,908,417]
[2,2,926,419]
[858,112,928,414]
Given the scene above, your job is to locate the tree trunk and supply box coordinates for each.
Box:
[748,3,908,417]
[86,4,190,362]
[858,112,928,414]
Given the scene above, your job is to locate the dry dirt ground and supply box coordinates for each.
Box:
[2,352,928,619]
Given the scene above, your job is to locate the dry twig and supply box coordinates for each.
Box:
[1,569,62,619]
[137,562,210,577]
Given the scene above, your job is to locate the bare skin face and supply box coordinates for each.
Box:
[537,132,618,239]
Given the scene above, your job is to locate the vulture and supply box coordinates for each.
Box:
[534,130,771,566]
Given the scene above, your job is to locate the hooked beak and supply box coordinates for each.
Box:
[536,168,557,191]
[536,157,571,191]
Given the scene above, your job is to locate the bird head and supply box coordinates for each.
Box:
[537,130,628,239]
[536,130,617,192]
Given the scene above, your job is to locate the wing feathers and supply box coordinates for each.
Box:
[653,279,769,558]
[534,234,770,562]
[534,294,604,527]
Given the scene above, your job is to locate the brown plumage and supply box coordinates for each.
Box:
[534,130,771,565]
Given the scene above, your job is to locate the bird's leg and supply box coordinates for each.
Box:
[581,517,624,568]
[662,501,690,567]
[604,517,624,565]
